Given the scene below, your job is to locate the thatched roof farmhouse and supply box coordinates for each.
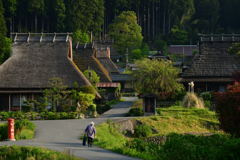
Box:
[0,33,96,111]
[181,34,240,92]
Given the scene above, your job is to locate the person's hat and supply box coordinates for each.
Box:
[90,121,95,125]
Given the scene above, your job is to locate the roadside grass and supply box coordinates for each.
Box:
[0,120,35,141]
[0,146,83,160]
[95,106,234,160]
[139,106,222,135]
[95,121,127,150]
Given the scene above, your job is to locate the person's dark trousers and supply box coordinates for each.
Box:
[88,137,93,147]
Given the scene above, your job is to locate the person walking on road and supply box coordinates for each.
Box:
[85,121,96,147]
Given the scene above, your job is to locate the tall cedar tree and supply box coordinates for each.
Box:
[65,0,104,33]
[0,0,6,35]
[2,0,17,34]
[27,0,44,32]
[109,11,143,54]
[0,0,11,64]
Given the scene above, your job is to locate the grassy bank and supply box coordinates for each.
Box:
[141,106,221,135]
[95,106,240,160]
[0,146,83,160]
[0,120,35,141]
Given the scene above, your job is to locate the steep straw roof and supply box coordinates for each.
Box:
[0,34,92,89]
[73,45,112,82]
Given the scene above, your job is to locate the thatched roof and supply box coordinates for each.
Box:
[73,45,112,82]
[94,45,119,74]
[97,58,119,74]
[182,41,240,79]
[0,34,92,90]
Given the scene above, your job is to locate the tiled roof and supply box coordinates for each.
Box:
[168,45,198,56]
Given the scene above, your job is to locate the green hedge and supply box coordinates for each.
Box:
[126,134,240,160]
[0,146,82,160]
[0,112,83,120]
[0,120,35,141]
[127,108,144,116]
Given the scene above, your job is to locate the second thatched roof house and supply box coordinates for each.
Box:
[181,34,240,92]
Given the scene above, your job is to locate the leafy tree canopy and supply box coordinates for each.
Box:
[0,37,11,64]
[73,30,90,44]
[228,43,240,56]
[0,0,6,35]
[131,58,184,99]
[83,69,100,88]
[168,26,189,45]
[109,11,143,54]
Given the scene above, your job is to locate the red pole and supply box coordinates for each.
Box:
[8,118,16,141]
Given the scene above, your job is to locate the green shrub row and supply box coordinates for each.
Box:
[0,111,83,121]
[0,120,35,141]
[126,134,240,160]
[0,146,82,160]
[127,108,144,117]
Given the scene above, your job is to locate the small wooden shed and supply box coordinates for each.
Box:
[141,94,157,115]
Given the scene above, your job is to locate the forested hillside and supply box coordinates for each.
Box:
[1,0,240,43]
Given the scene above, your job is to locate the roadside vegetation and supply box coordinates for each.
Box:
[0,146,83,160]
[0,119,35,141]
[95,106,240,160]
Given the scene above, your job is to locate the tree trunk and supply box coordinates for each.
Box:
[163,8,166,35]
[152,1,155,40]
[41,15,44,32]
[35,14,37,32]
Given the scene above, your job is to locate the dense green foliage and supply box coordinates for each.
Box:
[0,146,82,160]
[228,43,240,56]
[1,0,240,43]
[126,134,240,160]
[215,82,240,137]
[0,119,35,141]
[23,78,96,117]
[95,107,237,160]
[73,30,90,44]
[134,124,152,138]
[0,0,11,64]
[109,11,143,54]
[83,69,100,88]
[0,111,84,120]
[127,108,144,117]
[131,58,184,99]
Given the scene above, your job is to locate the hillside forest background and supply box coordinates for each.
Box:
[1,0,240,58]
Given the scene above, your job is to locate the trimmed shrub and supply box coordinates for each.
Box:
[182,92,205,108]
[0,146,82,160]
[200,92,213,109]
[0,124,8,140]
[214,82,240,137]
[97,104,111,114]
[0,112,80,120]
[127,108,144,116]
[0,120,35,141]
[134,124,152,138]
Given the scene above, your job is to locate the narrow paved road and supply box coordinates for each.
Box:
[0,97,140,160]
